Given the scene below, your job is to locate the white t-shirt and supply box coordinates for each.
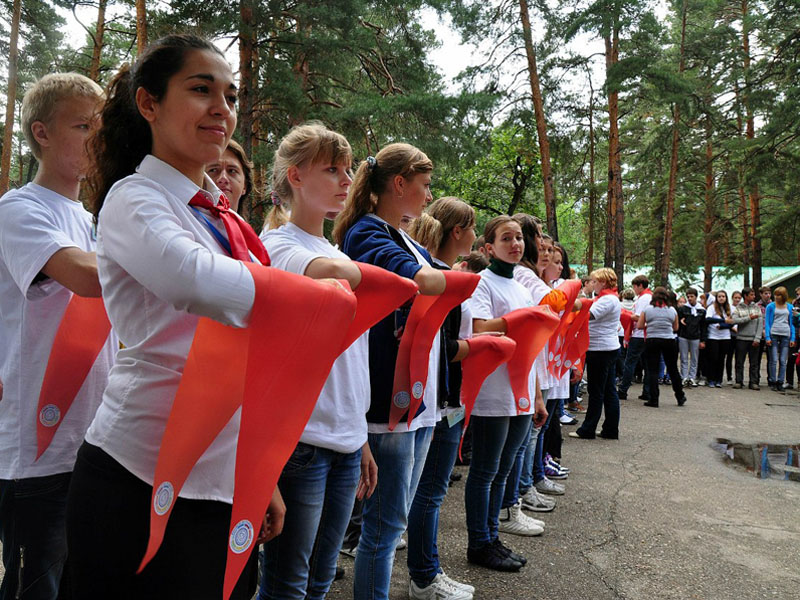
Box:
[86,155,258,503]
[0,183,117,479]
[262,223,368,454]
[469,269,536,417]
[588,294,622,352]
[706,304,732,340]
[631,292,652,339]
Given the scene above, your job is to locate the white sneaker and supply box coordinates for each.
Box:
[396,536,407,550]
[514,501,545,528]
[534,477,565,496]
[520,487,556,512]
[409,573,473,600]
[498,503,544,536]
[439,571,475,594]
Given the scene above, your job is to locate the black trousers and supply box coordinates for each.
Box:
[705,339,731,384]
[724,335,736,380]
[734,339,761,385]
[644,338,684,404]
[66,443,257,600]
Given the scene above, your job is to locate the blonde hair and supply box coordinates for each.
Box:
[333,143,433,245]
[266,122,352,230]
[22,73,104,159]
[774,286,788,303]
[409,196,475,253]
[590,267,617,289]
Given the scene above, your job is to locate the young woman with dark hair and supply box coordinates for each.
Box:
[638,287,686,407]
[67,34,284,599]
[705,291,734,388]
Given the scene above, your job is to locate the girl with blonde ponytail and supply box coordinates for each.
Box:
[336,143,452,600]
[405,198,477,597]
[257,122,377,600]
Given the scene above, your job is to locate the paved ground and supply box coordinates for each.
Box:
[3,380,798,599]
[330,380,800,600]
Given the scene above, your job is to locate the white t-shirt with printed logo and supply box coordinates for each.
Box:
[469,269,536,417]
[262,222,368,454]
[0,183,117,479]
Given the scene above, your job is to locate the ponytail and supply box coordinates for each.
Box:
[87,34,225,222]
[333,142,433,246]
[409,212,443,251]
[410,196,475,254]
[264,203,289,231]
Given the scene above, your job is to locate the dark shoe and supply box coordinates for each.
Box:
[492,538,527,566]
[449,471,462,486]
[467,542,522,572]
[677,394,687,406]
[638,394,650,401]
[598,431,619,439]
[749,383,760,391]
[643,400,659,407]
[617,391,627,400]
[334,564,345,581]
[732,383,743,389]
[568,430,595,440]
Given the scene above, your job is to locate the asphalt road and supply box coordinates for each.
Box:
[331,380,800,600]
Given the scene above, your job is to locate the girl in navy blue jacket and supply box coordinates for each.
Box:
[333,144,457,600]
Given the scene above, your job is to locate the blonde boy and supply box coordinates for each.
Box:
[0,73,117,599]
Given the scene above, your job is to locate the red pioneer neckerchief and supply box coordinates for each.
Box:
[138,262,413,600]
[35,295,111,460]
[388,271,480,430]
[545,279,582,378]
[501,306,560,414]
[189,191,270,265]
[557,298,595,378]
[458,334,516,459]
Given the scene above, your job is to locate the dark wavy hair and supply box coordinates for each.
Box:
[87,34,224,221]
[553,241,571,280]
[511,213,541,274]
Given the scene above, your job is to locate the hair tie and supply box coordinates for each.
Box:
[270,190,281,206]
[365,156,377,172]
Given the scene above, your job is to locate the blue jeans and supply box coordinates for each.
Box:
[407,418,462,587]
[618,337,650,397]
[507,389,552,503]
[259,443,361,600]
[532,396,559,484]
[577,349,620,439]
[768,335,791,385]
[354,427,433,600]
[464,414,532,549]
[0,473,71,600]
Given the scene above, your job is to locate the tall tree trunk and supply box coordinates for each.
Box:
[518,0,558,239]
[660,0,688,287]
[606,30,625,285]
[587,72,596,274]
[238,0,256,221]
[136,0,148,55]
[703,114,715,294]
[653,191,665,277]
[89,0,107,82]
[0,0,22,194]
[603,35,615,270]
[734,82,751,286]
[741,0,761,288]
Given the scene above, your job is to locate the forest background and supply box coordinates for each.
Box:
[0,0,798,291]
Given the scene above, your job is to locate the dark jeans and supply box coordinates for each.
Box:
[725,336,736,381]
[644,338,684,404]
[577,349,620,439]
[66,443,256,600]
[705,339,731,384]
[734,339,761,385]
[0,473,71,600]
[407,418,462,587]
[618,338,650,397]
[464,415,531,549]
[543,398,563,460]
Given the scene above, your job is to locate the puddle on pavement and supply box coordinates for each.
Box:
[713,438,800,482]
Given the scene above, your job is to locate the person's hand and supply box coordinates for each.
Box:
[752,340,760,347]
[725,317,734,324]
[533,396,548,428]
[356,442,378,500]
[791,341,796,348]
[699,342,706,349]
[766,339,772,347]
[750,313,758,320]
[256,487,286,544]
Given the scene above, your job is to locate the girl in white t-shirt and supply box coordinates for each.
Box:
[705,290,734,387]
[464,216,546,573]
[257,123,378,600]
[67,35,288,599]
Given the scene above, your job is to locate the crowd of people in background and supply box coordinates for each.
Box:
[0,33,794,600]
